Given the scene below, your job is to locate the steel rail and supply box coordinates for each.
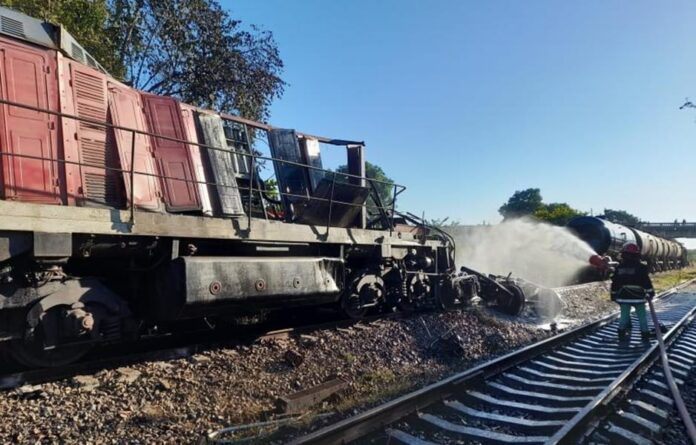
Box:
[649,297,696,443]
[547,283,696,443]
[287,277,696,445]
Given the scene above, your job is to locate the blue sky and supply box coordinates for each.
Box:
[224,0,696,225]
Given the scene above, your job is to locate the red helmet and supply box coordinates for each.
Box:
[621,242,640,255]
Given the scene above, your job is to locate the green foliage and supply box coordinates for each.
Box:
[337,161,395,210]
[533,202,585,226]
[262,177,278,200]
[1,0,285,121]
[108,0,285,121]
[499,188,585,226]
[598,208,641,227]
[498,188,543,219]
[428,217,460,228]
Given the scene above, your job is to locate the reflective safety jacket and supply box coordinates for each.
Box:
[610,261,655,304]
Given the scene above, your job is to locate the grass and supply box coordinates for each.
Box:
[651,265,696,293]
[688,250,696,264]
[333,368,401,412]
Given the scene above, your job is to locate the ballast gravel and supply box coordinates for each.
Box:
[555,281,615,321]
[659,358,696,444]
[0,284,616,444]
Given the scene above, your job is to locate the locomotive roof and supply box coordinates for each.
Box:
[0,5,110,75]
[0,6,365,147]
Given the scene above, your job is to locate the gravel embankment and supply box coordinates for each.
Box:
[555,281,615,322]
[656,341,696,444]
[0,309,544,444]
[0,283,617,444]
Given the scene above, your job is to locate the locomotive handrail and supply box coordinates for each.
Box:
[0,98,407,234]
[218,111,365,147]
[0,148,398,221]
[0,97,397,188]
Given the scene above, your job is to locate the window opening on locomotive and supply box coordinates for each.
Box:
[205,117,382,228]
[323,145,393,231]
[219,119,280,219]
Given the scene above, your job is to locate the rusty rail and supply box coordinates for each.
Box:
[288,278,696,445]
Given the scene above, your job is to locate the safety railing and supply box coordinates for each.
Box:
[640,222,696,229]
[0,97,406,237]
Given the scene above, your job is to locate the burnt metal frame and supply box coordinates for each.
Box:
[0,97,405,235]
[286,278,696,445]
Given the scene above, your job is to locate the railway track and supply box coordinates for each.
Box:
[588,318,696,444]
[288,278,696,445]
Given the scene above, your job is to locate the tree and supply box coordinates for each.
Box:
[427,217,459,227]
[262,177,278,200]
[0,0,125,77]
[599,209,641,227]
[1,0,285,121]
[336,161,395,210]
[499,188,543,219]
[499,188,585,225]
[533,203,585,226]
[108,0,284,121]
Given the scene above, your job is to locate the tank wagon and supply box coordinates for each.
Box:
[0,8,526,368]
[567,216,688,272]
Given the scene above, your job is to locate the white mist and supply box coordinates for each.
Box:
[449,218,596,288]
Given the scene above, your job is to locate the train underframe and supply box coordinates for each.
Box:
[0,7,530,369]
[0,228,527,369]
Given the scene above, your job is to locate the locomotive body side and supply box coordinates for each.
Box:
[0,7,470,368]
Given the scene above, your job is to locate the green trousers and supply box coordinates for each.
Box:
[618,303,649,333]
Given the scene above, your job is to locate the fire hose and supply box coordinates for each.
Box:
[588,254,696,441]
[647,297,696,444]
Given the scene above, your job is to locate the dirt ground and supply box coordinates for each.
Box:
[2,269,693,444]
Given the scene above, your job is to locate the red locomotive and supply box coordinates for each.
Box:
[0,7,522,368]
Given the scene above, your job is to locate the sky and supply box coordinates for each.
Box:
[224,0,696,227]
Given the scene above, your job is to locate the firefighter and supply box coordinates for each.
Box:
[611,242,655,341]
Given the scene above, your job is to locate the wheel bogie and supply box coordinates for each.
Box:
[0,236,481,368]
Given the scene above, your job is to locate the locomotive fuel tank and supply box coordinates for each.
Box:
[152,256,344,320]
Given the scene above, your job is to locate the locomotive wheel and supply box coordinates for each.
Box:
[8,338,92,368]
[436,279,460,310]
[399,273,431,312]
[498,283,526,316]
[9,304,96,368]
[340,292,368,319]
[340,271,385,319]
